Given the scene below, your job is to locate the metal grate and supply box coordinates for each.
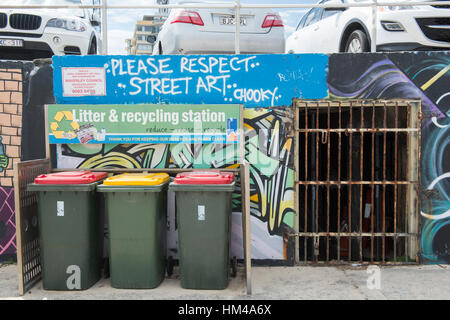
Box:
[14,159,51,295]
[10,14,41,30]
[0,13,6,28]
[293,100,421,265]
[416,17,450,43]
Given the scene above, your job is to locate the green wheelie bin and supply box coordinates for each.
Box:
[27,171,108,290]
[97,173,169,289]
[169,171,235,290]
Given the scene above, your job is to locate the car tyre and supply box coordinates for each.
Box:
[88,39,97,55]
[344,30,369,53]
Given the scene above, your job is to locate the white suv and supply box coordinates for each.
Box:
[0,0,101,60]
[286,0,450,53]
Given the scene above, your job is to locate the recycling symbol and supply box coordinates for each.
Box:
[51,111,79,140]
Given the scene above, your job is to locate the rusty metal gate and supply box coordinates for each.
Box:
[13,159,51,295]
[293,100,421,265]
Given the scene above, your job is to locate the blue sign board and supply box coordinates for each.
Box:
[53,54,329,107]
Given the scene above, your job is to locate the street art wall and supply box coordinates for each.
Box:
[0,61,23,261]
[328,52,450,264]
[0,52,448,264]
[0,59,51,262]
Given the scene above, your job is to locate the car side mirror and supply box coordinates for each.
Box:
[147,35,157,43]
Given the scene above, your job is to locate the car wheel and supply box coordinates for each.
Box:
[344,30,369,53]
[88,39,97,55]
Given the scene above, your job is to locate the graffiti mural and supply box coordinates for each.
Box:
[244,108,295,235]
[0,187,15,258]
[388,53,450,264]
[328,52,450,264]
[56,108,295,259]
[420,117,449,263]
[0,62,25,261]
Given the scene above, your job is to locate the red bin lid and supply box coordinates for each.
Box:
[34,171,108,185]
[173,171,234,185]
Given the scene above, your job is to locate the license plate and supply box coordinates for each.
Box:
[0,39,23,47]
[220,16,247,26]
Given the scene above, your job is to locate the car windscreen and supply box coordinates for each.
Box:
[3,0,85,18]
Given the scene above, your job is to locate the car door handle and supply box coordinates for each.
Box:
[314,26,319,31]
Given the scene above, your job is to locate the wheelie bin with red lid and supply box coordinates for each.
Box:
[169,171,235,290]
[27,171,108,290]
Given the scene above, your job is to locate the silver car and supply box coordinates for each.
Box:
[153,1,285,55]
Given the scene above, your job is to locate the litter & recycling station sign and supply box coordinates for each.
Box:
[47,104,241,144]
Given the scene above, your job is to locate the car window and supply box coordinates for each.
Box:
[321,0,344,19]
[296,11,310,31]
[303,7,323,28]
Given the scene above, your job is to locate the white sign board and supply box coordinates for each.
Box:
[62,67,106,97]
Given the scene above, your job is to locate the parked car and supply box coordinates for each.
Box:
[0,0,101,60]
[153,1,285,55]
[286,0,450,53]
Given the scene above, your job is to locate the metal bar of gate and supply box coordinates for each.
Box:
[235,0,241,54]
[370,102,375,263]
[304,103,309,263]
[2,1,449,9]
[326,103,331,262]
[102,0,107,55]
[337,103,342,262]
[295,129,419,133]
[359,104,364,263]
[371,0,378,52]
[394,102,399,263]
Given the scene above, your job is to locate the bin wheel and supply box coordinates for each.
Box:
[231,256,237,278]
[103,257,110,279]
[167,256,174,277]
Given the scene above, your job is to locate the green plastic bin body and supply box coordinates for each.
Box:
[170,182,235,290]
[27,183,104,291]
[97,183,168,289]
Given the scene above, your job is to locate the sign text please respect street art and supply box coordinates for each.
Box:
[52,54,329,107]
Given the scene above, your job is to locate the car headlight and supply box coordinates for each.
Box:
[379,5,419,11]
[45,18,87,32]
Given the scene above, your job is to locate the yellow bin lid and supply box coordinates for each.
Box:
[102,173,170,186]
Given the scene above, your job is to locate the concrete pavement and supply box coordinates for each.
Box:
[0,263,449,300]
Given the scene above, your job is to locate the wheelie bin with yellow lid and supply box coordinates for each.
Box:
[97,173,169,289]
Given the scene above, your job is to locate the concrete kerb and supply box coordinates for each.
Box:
[0,263,449,300]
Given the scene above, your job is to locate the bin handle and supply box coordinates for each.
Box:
[179,172,222,177]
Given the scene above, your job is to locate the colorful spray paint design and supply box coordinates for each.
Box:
[328,52,450,263]
[0,136,13,259]
[0,187,15,257]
